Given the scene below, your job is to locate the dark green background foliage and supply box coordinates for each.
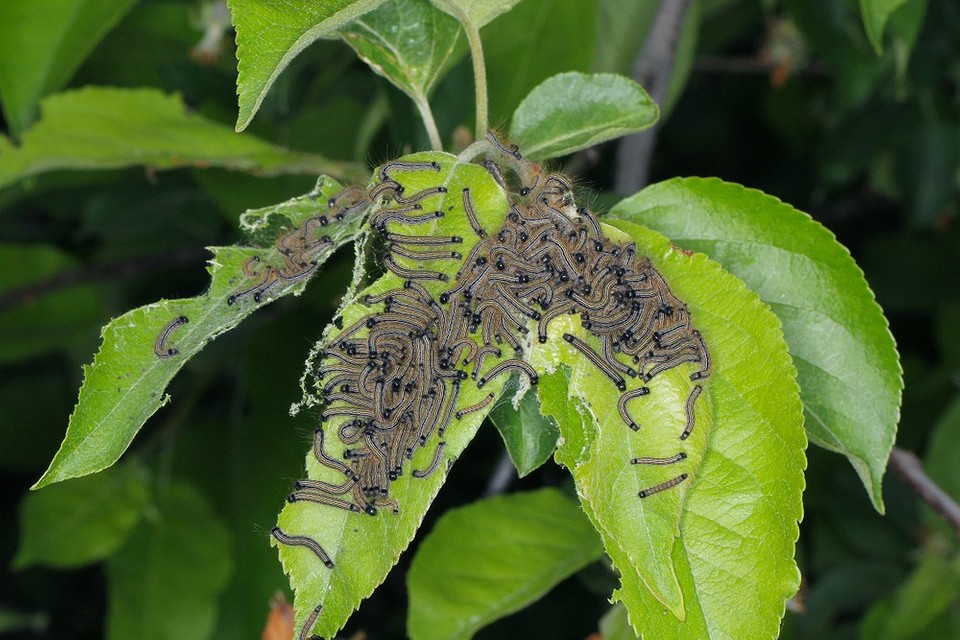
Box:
[0,0,957,638]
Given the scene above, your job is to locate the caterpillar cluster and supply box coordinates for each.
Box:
[227,186,372,306]
[270,136,711,640]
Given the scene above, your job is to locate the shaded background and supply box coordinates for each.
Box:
[1,0,959,638]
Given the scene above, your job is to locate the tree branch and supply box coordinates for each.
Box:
[889,447,960,537]
[0,246,210,313]
[614,0,695,195]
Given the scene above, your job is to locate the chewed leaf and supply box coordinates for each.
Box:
[600,220,804,638]
[532,268,710,619]
[274,144,803,639]
[610,177,900,512]
[276,152,512,639]
[34,178,366,489]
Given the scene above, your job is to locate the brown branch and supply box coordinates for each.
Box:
[0,246,210,313]
[614,0,695,195]
[889,447,960,537]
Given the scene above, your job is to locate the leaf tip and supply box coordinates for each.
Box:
[856,454,888,514]
[30,468,57,491]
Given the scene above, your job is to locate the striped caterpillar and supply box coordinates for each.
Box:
[270,136,710,640]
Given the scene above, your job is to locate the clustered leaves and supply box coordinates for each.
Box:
[3,0,911,638]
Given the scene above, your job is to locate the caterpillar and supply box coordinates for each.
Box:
[276,136,710,635]
[154,315,189,358]
[227,185,369,307]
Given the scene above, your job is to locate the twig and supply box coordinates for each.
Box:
[0,246,210,313]
[614,0,695,195]
[889,447,960,537]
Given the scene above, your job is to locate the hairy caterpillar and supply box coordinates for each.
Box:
[226,185,371,307]
[273,135,710,639]
[154,315,189,358]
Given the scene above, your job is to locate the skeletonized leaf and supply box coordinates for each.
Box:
[610,177,900,512]
[275,152,512,639]
[537,220,805,637]
[34,178,365,489]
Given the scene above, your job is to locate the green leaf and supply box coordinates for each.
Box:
[609,177,901,512]
[105,482,233,640]
[341,0,463,97]
[340,0,464,144]
[540,221,805,637]
[489,376,559,477]
[0,87,359,192]
[592,0,659,75]
[859,0,917,54]
[406,488,603,640]
[786,0,888,112]
[0,0,137,134]
[895,118,960,227]
[510,72,658,160]
[33,177,366,489]
[14,464,150,570]
[0,244,102,364]
[275,152,512,639]
[592,0,700,121]
[860,553,960,640]
[532,301,711,617]
[432,0,527,29]
[483,0,597,124]
[599,603,639,640]
[228,0,390,131]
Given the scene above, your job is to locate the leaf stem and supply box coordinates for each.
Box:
[435,1,488,139]
[464,20,489,139]
[413,94,444,151]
